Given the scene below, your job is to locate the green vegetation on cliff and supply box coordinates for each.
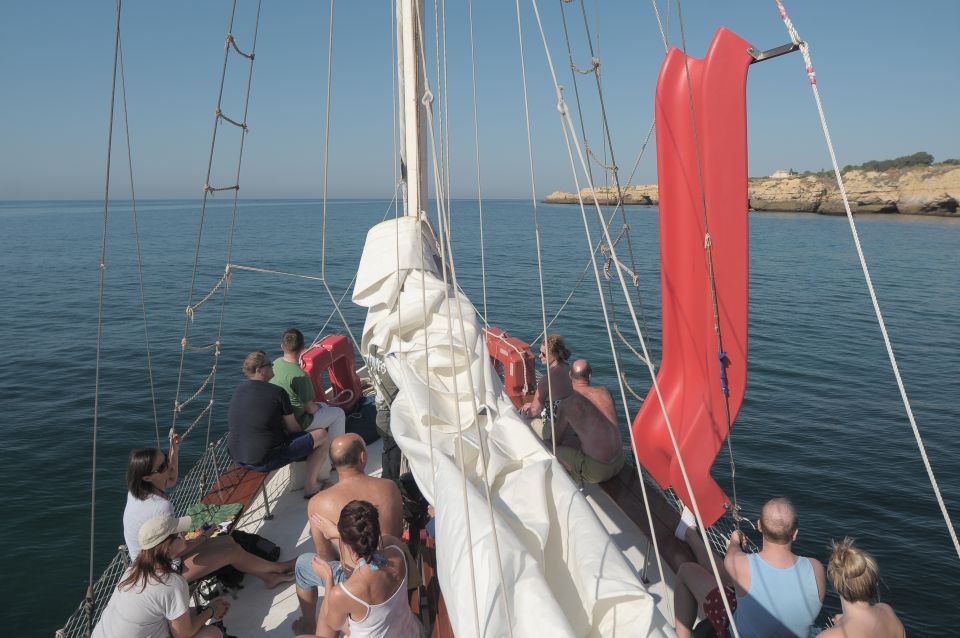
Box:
[795,153,959,178]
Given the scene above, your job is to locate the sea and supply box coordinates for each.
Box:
[1,198,957,636]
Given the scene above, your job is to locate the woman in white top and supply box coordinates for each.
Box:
[123,435,295,586]
[819,538,905,638]
[303,499,420,638]
[93,514,230,638]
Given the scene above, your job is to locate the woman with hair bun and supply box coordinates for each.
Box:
[303,500,420,638]
[819,538,904,637]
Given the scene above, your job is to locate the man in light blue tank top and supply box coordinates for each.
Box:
[673,497,826,638]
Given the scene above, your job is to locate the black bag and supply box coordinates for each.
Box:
[398,472,430,530]
[232,529,281,562]
[199,530,280,599]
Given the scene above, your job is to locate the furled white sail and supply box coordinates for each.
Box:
[354,216,668,637]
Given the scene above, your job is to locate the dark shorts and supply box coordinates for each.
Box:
[704,585,737,638]
[238,431,315,472]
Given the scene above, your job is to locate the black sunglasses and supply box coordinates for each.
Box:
[150,452,169,475]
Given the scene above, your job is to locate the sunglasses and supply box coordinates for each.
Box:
[150,452,169,475]
[259,361,274,369]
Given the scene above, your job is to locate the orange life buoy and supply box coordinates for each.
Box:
[300,335,363,413]
[485,327,536,406]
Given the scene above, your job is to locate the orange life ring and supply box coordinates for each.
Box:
[485,327,536,407]
[300,335,363,413]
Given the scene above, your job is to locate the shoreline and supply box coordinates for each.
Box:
[543,165,960,218]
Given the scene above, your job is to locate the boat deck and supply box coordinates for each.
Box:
[221,437,678,636]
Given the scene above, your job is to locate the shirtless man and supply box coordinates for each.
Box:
[292,434,403,635]
[520,334,574,442]
[552,359,625,484]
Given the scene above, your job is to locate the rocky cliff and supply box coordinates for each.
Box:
[543,165,960,216]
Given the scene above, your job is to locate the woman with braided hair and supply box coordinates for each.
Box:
[819,538,904,637]
[302,499,420,638]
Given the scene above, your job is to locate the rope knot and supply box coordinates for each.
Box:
[99,262,106,272]
[704,233,712,248]
[181,337,188,350]
[421,89,434,106]
[185,306,195,321]
[591,57,600,70]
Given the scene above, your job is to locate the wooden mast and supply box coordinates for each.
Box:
[398,0,427,218]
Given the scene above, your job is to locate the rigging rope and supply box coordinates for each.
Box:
[774,0,960,561]
[89,0,123,604]
[171,0,263,454]
[413,2,515,631]
[205,0,263,452]
[117,36,160,448]
[467,0,489,324]
[515,0,559,454]
[528,1,740,631]
[674,0,742,526]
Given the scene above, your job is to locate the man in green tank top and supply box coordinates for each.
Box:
[271,328,346,481]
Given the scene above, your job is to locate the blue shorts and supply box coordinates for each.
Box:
[238,431,315,472]
[295,552,349,589]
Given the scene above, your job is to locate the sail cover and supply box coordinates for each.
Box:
[354,216,668,637]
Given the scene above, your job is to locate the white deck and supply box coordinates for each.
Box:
[219,439,679,637]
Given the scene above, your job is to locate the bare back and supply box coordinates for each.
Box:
[820,603,904,638]
[307,476,403,559]
[557,385,622,463]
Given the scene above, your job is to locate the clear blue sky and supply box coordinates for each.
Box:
[2,0,957,199]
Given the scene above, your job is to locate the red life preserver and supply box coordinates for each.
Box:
[300,335,362,413]
[485,327,536,407]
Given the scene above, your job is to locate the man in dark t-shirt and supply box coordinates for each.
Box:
[227,350,330,498]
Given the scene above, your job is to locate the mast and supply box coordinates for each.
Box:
[397,0,427,218]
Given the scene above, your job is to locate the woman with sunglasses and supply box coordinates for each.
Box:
[94,513,229,638]
[304,500,420,638]
[122,436,295,587]
[520,333,574,440]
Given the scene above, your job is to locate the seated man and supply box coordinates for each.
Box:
[673,497,825,638]
[520,333,574,441]
[226,350,329,498]
[552,359,625,484]
[293,433,404,635]
[271,328,345,481]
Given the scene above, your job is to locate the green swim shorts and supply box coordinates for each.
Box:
[556,445,625,485]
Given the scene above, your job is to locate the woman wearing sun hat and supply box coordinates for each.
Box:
[93,514,230,638]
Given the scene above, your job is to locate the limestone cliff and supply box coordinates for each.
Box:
[543,165,960,216]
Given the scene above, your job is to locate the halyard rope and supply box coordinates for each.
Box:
[775,0,960,561]
[413,2,515,631]
[467,0,489,323]
[515,0,559,454]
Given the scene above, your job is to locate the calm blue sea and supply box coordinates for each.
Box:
[1,199,958,636]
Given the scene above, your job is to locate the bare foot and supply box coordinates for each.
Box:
[303,479,331,500]
[277,557,297,574]
[292,615,315,636]
[263,571,296,589]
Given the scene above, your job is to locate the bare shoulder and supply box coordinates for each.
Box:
[876,603,905,630]
[816,626,841,638]
[807,555,826,574]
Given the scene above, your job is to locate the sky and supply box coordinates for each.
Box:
[1,0,958,200]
